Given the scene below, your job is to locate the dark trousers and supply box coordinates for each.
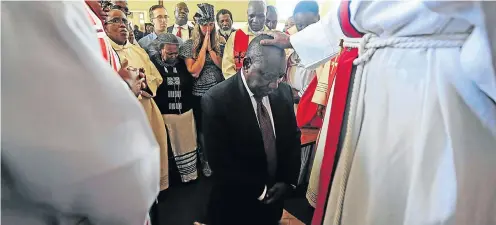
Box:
[192,95,208,163]
[207,186,283,225]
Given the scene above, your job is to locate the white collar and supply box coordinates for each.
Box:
[241,70,255,98]
[174,24,189,29]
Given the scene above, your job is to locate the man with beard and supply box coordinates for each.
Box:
[139,5,169,52]
[216,9,236,43]
[265,5,278,30]
[222,0,269,79]
[105,9,169,193]
[167,2,193,41]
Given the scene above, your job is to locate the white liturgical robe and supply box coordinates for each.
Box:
[291,1,496,225]
[2,1,159,225]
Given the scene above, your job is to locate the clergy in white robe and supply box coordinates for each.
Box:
[2,1,160,224]
[265,1,496,225]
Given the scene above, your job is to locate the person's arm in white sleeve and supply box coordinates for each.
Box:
[423,1,496,101]
[290,7,342,70]
[481,1,496,101]
[2,1,159,224]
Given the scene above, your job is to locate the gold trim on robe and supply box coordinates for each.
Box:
[110,39,169,191]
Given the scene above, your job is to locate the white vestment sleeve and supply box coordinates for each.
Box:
[423,1,496,101]
[290,6,342,70]
[2,1,159,225]
[481,1,496,101]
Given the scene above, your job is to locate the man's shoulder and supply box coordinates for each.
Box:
[138,34,152,45]
[275,82,294,102]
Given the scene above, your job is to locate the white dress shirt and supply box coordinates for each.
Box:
[172,24,190,41]
[241,71,276,201]
[241,71,276,136]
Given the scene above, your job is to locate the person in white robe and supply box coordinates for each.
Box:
[262,1,496,225]
[2,1,159,224]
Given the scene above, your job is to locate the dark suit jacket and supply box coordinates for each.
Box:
[166,24,193,37]
[201,72,301,224]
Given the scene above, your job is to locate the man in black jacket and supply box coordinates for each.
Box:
[202,34,301,225]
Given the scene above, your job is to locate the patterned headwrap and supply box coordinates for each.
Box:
[194,3,215,25]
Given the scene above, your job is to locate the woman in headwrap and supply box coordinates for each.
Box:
[179,3,223,177]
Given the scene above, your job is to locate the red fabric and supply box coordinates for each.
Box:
[296,76,321,128]
[311,48,358,225]
[233,29,249,72]
[85,5,119,72]
[338,0,363,38]
[176,27,182,38]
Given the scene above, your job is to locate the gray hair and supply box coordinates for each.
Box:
[148,33,183,57]
[246,34,284,65]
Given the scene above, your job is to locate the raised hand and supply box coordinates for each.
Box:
[202,30,211,51]
[118,59,132,80]
[260,30,292,49]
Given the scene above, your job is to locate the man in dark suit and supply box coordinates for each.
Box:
[167,2,193,41]
[202,34,301,225]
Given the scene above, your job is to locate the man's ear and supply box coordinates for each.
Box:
[243,57,251,70]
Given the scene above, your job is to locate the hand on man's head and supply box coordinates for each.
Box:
[260,30,292,49]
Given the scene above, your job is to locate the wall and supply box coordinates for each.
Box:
[128,0,330,31]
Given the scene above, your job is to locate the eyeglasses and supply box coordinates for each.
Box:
[153,15,169,21]
[105,17,129,25]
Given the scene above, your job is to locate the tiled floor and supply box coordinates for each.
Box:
[281,210,305,225]
[158,158,313,225]
[193,210,304,225]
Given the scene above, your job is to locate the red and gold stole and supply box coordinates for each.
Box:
[233,29,249,72]
[311,0,364,224]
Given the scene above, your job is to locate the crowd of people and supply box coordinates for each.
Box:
[3,0,496,225]
[112,0,321,193]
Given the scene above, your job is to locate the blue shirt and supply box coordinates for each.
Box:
[137,32,157,52]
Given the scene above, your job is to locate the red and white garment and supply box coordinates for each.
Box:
[84,3,120,72]
[292,0,496,225]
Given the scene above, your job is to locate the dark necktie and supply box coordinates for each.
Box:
[255,97,277,180]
